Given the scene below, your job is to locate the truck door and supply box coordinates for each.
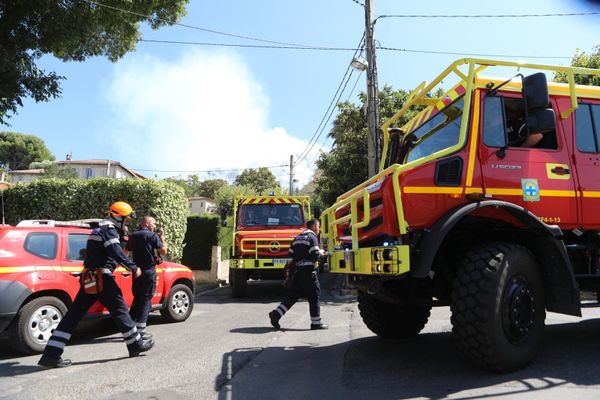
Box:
[478,93,578,227]
[572,101,600,229]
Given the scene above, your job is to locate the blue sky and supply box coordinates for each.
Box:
[5,0,600,186]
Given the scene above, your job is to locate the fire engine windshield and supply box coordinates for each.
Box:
[405,97,464,163]
[239,204,304,227]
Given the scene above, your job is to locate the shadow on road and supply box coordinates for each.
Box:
[196,276,355,307]
[215,318,600,400]
[230,327,310,334]
[0,355,133,377]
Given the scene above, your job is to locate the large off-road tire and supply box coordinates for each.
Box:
[160,284,194,323]
[229,268,247,298]
[8,296,68,354]
[357,290,432,339]
[450,242,545,372]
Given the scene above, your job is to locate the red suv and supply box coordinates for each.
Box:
[0,220,195,354]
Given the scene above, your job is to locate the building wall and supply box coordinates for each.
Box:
[11,173,43,183]
[66,165,131,179]
[188,199,217,214]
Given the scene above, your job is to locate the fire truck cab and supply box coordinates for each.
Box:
[229,195,310,297]
[321,58,600,371]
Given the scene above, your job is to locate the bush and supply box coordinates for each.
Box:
[3,178,188,261]
[182,214,220,270]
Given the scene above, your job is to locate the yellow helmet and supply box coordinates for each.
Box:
[108,201,136,219]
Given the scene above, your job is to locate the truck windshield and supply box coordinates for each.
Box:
[239,204,304,227]
[405,97,464,163]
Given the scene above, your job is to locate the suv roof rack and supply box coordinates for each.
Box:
[16,219,102,228]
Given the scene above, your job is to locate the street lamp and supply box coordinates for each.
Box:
[350,57,368,71]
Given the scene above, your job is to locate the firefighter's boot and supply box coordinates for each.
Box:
[269,311,281,330]
[128,338,154,357]
[38,355,72,368]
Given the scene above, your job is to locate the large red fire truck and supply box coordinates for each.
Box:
[229,195,310,297]
[321,58,600,371]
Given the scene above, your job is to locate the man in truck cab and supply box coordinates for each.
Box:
[38,202,154,368]
[268,219,328,330]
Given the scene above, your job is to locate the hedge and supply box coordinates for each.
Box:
[3,178,188,262]
[181,214,220,270]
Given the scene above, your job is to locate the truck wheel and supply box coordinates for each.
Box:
[160,284,194,323]
[450,242,545,372]
[230,269,247,298]
[357,291,431,339]
[8,296,67,354]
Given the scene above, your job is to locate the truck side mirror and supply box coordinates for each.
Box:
[387,128,404,165]
[522,73,556,134]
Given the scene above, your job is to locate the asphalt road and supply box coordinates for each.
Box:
[2,278,600,400]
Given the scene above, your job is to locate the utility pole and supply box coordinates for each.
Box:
[289,155,295,195]
[364,0,380,177]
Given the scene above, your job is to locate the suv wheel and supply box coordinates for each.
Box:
[450,242,545,372]
[8,296,67,354]
[160,284,194,323]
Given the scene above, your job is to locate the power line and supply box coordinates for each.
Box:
[347,70,364,102]
[294,37,365,165]
[377,11,600,20]
[83,0,342,49]
[378,46,575,59]
[297,63,359,168]
[132,164,288,174]
[139,39,356,51]
[139,38,577,59]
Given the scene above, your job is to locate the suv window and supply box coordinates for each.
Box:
[67,233,88,261]
[483,94,558,149]
[24,232,58,260]
[576,103,600,153]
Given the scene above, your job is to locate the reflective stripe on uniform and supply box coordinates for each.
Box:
[296,261,314,267]
[88,235,103,241]
[136,322,146,328]
[122,327,137,338]
[47,340,66,349]
[125,334,141,345]
[52,330,71,340]
[276,303,288,316]
[293,239,311,246]
[309,246,320,253]
[104,238,120,247]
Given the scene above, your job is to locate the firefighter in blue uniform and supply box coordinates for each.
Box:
[269,219,328,330]
[125,216,167,340]
[38,202,154,368]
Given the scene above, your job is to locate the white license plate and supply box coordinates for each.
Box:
[273,259,291,264]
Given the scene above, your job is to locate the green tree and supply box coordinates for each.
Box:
[0,132,54,170]
[0,0,189,125]
[234,168,280,194]
[197,178,228,199]
[213,184,256,219]
[314,85,423,207]
[162,177,192,197]
[555,45,600,86]
[29,160,78,179]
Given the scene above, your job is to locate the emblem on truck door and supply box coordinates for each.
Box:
[521,179,540,202]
